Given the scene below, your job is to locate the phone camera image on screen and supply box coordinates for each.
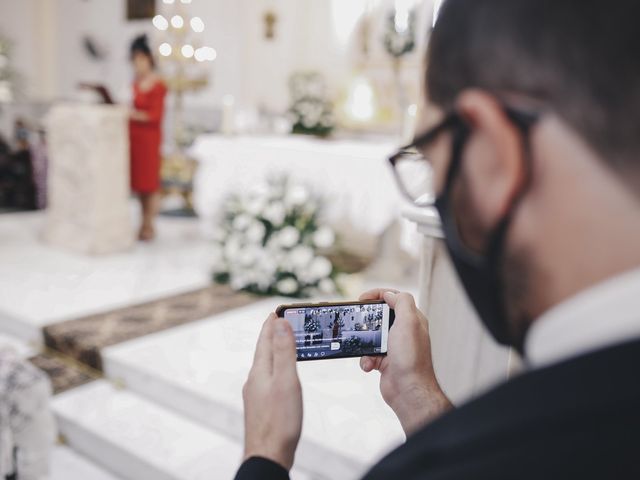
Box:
[283,302,391,360]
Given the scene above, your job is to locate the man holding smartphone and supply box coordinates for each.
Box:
[236,0,640,478]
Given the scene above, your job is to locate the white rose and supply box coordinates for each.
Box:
[301,200,318,217]
[239,246,259,267]
[231,274,250,290]
[233,214,252,231]
[285,184,309,207]
[302,116,316,128]
[318,278,335,294]
[256,273,274,291]
[313,227,335,249]
[278,226,300,248]
[224,235,242,259]
[249,183,270,198]
[246,197,266,216]
[300,101,312,116]
[320,115,333,128]
[253,254,276,291]
[277,277,298,295]
[246,221,266,244]
[256,252,277,277]
[265,239,286,264]
[263,203,286,226]
[309,256,333,279]
[211,245,224,266]
[288,245,314,269]
[310,104,323,121]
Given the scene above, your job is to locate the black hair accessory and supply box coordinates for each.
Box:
[130,34,152,57]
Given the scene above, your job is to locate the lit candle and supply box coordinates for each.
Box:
[402,103,418,144]
[221,94,235,135]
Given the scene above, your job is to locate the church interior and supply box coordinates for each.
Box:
[0,1,515,479]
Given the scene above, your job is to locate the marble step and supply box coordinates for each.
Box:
[0,212,212,344]
[102,300,405,480]
[48,445,123,480]
[52,380,312,480]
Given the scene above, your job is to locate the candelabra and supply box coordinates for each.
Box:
[152,0,216,209]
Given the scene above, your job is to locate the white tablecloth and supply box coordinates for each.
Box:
[190,135,415,248]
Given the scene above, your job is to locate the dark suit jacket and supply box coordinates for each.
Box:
[235,339,640,480]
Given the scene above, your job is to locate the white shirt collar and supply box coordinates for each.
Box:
[525,267,640,369]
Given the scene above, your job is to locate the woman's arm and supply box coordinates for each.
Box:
[130,82,167,124]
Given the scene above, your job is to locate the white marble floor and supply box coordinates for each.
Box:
[0,211,212,342]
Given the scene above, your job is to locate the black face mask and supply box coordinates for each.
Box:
[434,117,534,349]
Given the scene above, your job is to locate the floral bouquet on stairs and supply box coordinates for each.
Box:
[211,176,339,298]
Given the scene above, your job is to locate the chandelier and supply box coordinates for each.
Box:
[152,0,216,96]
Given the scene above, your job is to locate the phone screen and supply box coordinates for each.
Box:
[281,302,392,361]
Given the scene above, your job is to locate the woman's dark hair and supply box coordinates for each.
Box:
[130,34,155,68]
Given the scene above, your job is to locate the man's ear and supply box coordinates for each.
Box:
[456,89,528,229]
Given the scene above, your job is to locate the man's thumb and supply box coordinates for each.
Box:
[382,290,398,307]
[273,319,297,375]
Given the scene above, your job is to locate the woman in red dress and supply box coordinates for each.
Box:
[129,35,167,241]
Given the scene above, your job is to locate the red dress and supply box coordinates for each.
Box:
[129,80,167,193]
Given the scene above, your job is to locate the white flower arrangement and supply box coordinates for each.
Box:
[212,176,339,298]
[289,71,335,137]
[383,8,417,59]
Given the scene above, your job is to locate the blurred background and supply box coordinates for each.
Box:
[0,1,512,480]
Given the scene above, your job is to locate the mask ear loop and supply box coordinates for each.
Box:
[485,119,537,352]
[436,119,488,269]
[443,116,469,191]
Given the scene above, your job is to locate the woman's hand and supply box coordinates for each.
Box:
[129,109,150,122]
[242,313,303,471]
[359,289,452,436]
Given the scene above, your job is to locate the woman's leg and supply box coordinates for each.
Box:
[139,192,160,240]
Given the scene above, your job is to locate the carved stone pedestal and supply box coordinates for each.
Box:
[44,104,133,254]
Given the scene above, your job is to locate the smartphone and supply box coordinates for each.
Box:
[276,300,394,361]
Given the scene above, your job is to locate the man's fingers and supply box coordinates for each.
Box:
[360,356,373,372]
[359,288,400,301]
[384,291,415,311]
[272,318,298,378]
[360,355,383,372]
[251,313,277,375]
[360,357,371,373]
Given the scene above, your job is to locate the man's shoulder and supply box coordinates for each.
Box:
[365,338,640,480]
[437,336,640,434]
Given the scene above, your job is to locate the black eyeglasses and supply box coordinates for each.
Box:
[388,106,540,207]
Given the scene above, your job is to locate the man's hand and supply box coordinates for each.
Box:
[242,313,303,471]
[359,289,452,436]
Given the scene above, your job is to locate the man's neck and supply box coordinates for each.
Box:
[528,162,640,323]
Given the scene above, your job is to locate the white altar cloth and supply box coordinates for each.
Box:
[190,135,414,247]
